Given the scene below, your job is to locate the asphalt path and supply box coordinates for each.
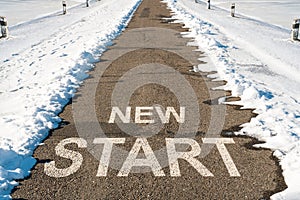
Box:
[12,0,286,199]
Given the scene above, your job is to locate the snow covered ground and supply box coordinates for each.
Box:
[0,0,83,26]
[0,0,300,199]
[211,0,300,29]
[164,0,300,199]
[0,0,142,198]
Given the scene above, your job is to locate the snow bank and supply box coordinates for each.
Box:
[163,0,300,199]
[0,0,141,198]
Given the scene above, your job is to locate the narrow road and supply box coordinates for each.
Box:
[12,0,286,199]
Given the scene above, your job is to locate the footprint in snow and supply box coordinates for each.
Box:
[60,53,68,57]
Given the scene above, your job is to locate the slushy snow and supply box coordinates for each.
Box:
[163,0,300,199]
[0,0,142,198]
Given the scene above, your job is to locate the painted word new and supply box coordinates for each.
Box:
[109,106,185,123]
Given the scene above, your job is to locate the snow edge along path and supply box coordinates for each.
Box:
[163,0,300,199]
[0,0,142,198]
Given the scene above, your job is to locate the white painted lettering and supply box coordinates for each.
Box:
[166,138,213,177]
[135,107,154,124]
[93,138,126,176]
[44,138,87,177]
[155,106,185,123]
[118,138,165,176]
[108,107,131,123]
[202,138,240,177]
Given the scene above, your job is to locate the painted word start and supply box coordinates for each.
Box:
[44,107,240,177]
[44,137,240,178]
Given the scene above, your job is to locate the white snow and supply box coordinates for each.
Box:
[163,0,300,199]
[211,0,300,29]
[0,0,141,198]
[0,0,83,26]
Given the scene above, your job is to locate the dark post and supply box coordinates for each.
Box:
[86,0,89,7]
[62,0,67,15]
[0,16,8,38]
[292,19,300,41]
[231,3,235,17]
[207,0,211,9]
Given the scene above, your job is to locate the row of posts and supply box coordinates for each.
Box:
[62,0,91,15]
[206,1,236,18]
[0,0,97,39]
[203,0,300,41]
[0,1,299,40]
